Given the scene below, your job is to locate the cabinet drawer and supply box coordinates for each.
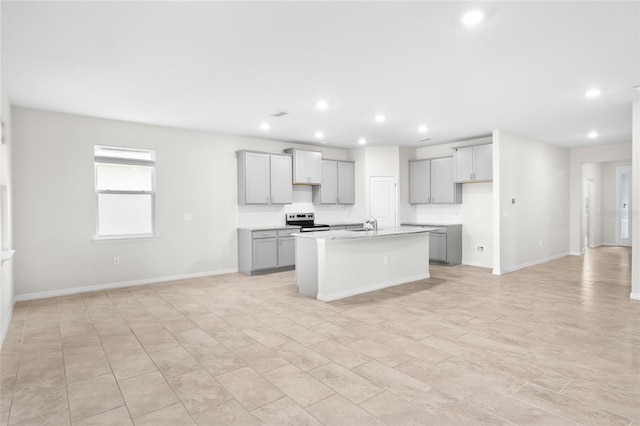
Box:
[252,230,277,239]
[277,228,299,237]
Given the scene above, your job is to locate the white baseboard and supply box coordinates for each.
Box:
[317,273,430,302]
[14,267,239,302]
[569,251,583,256]
[602,242,618,246]
[1,297,16,348]
[495,252,570,275]
[630,292,640,301]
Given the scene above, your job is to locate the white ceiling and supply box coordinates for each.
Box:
[2,1,639,149]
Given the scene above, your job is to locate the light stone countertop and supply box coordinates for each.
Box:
[293,226,437,240]
[323,222,363,227]
[237,225,301,231]
[401,222,462,227]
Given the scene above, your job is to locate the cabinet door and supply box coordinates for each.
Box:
[308,151,322,184]
[244,152,270,204]
[293,150,308,184]
[337,161,355,204]
[270,154,292,204]
[453,147,473,182]
[319,160,338,203]
[431,157,455,204]
[293,150,322,184]
[252,238,278,270]
[409,160,431,204]
[429,233,447,262]
[278,237,295,267]
[473,144,493,181]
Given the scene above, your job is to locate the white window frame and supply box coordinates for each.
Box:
[94,145,157,240]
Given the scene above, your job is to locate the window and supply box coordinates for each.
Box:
[95,145,156,238]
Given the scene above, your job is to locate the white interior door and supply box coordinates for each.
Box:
[369,176,396,228]
[616,166,632,247]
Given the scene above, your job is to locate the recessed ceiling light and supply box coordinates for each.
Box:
[314,131,324,139]
[260,122,270,131]
[316,100,329,110]
[588,130,599,138]
[358,138,367,145]
[462,10,484,26]
[585,88,601,98]
[418,125,429,133]
[375,114,386,123]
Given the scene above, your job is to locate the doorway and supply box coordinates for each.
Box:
[583,179,591,248]
[615,165,632,247]
[369,176,396,228]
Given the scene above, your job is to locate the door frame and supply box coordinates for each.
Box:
[615,165,632,247]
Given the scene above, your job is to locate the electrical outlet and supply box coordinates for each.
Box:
[539,240,543,247]
[383,255,390,265]
[113,256,120,266]
[476,245,485,252]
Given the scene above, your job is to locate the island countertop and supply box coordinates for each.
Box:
[294,226,437,240]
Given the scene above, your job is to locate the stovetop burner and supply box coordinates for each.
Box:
[285,213,330,232]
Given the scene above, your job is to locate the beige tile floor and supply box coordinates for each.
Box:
[1,246,639,425]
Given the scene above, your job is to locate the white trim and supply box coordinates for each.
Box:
[1,249,15,261]
[569,251,583,256]
[1,297,16,348]
[494,252,570,275]
[630,292,640,300]
[15,267,238,302]
[317,273,430,302]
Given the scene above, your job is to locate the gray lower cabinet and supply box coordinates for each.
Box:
[404,224,462,266]
[429,232,448,262]
[239,228,299,275]
[278,235,295,267]
[252,237,277,270]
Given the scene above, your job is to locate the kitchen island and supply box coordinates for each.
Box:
[294,226,435,301]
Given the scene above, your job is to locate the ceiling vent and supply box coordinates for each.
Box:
[270,110,288,118]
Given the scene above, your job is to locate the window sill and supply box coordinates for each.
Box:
[1,249,15,261]
[93,234,159,242]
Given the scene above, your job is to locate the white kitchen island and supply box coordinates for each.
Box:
[294,226,435,301]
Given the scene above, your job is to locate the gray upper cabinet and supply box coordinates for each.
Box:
[409,160,431,204]
[410,157,461,205]
[431,157,458,204]
[314,160,355,204]
[284,148,322,185]
[453,144,493,182]
[269,154,293,204]
[318,160,338,203]
[237,150,292,204]
[337,161,355,204]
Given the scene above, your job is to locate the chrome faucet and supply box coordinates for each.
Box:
[364,216,378,231]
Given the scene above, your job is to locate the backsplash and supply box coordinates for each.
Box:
[237,186,364,227]
[414,204,463,224]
